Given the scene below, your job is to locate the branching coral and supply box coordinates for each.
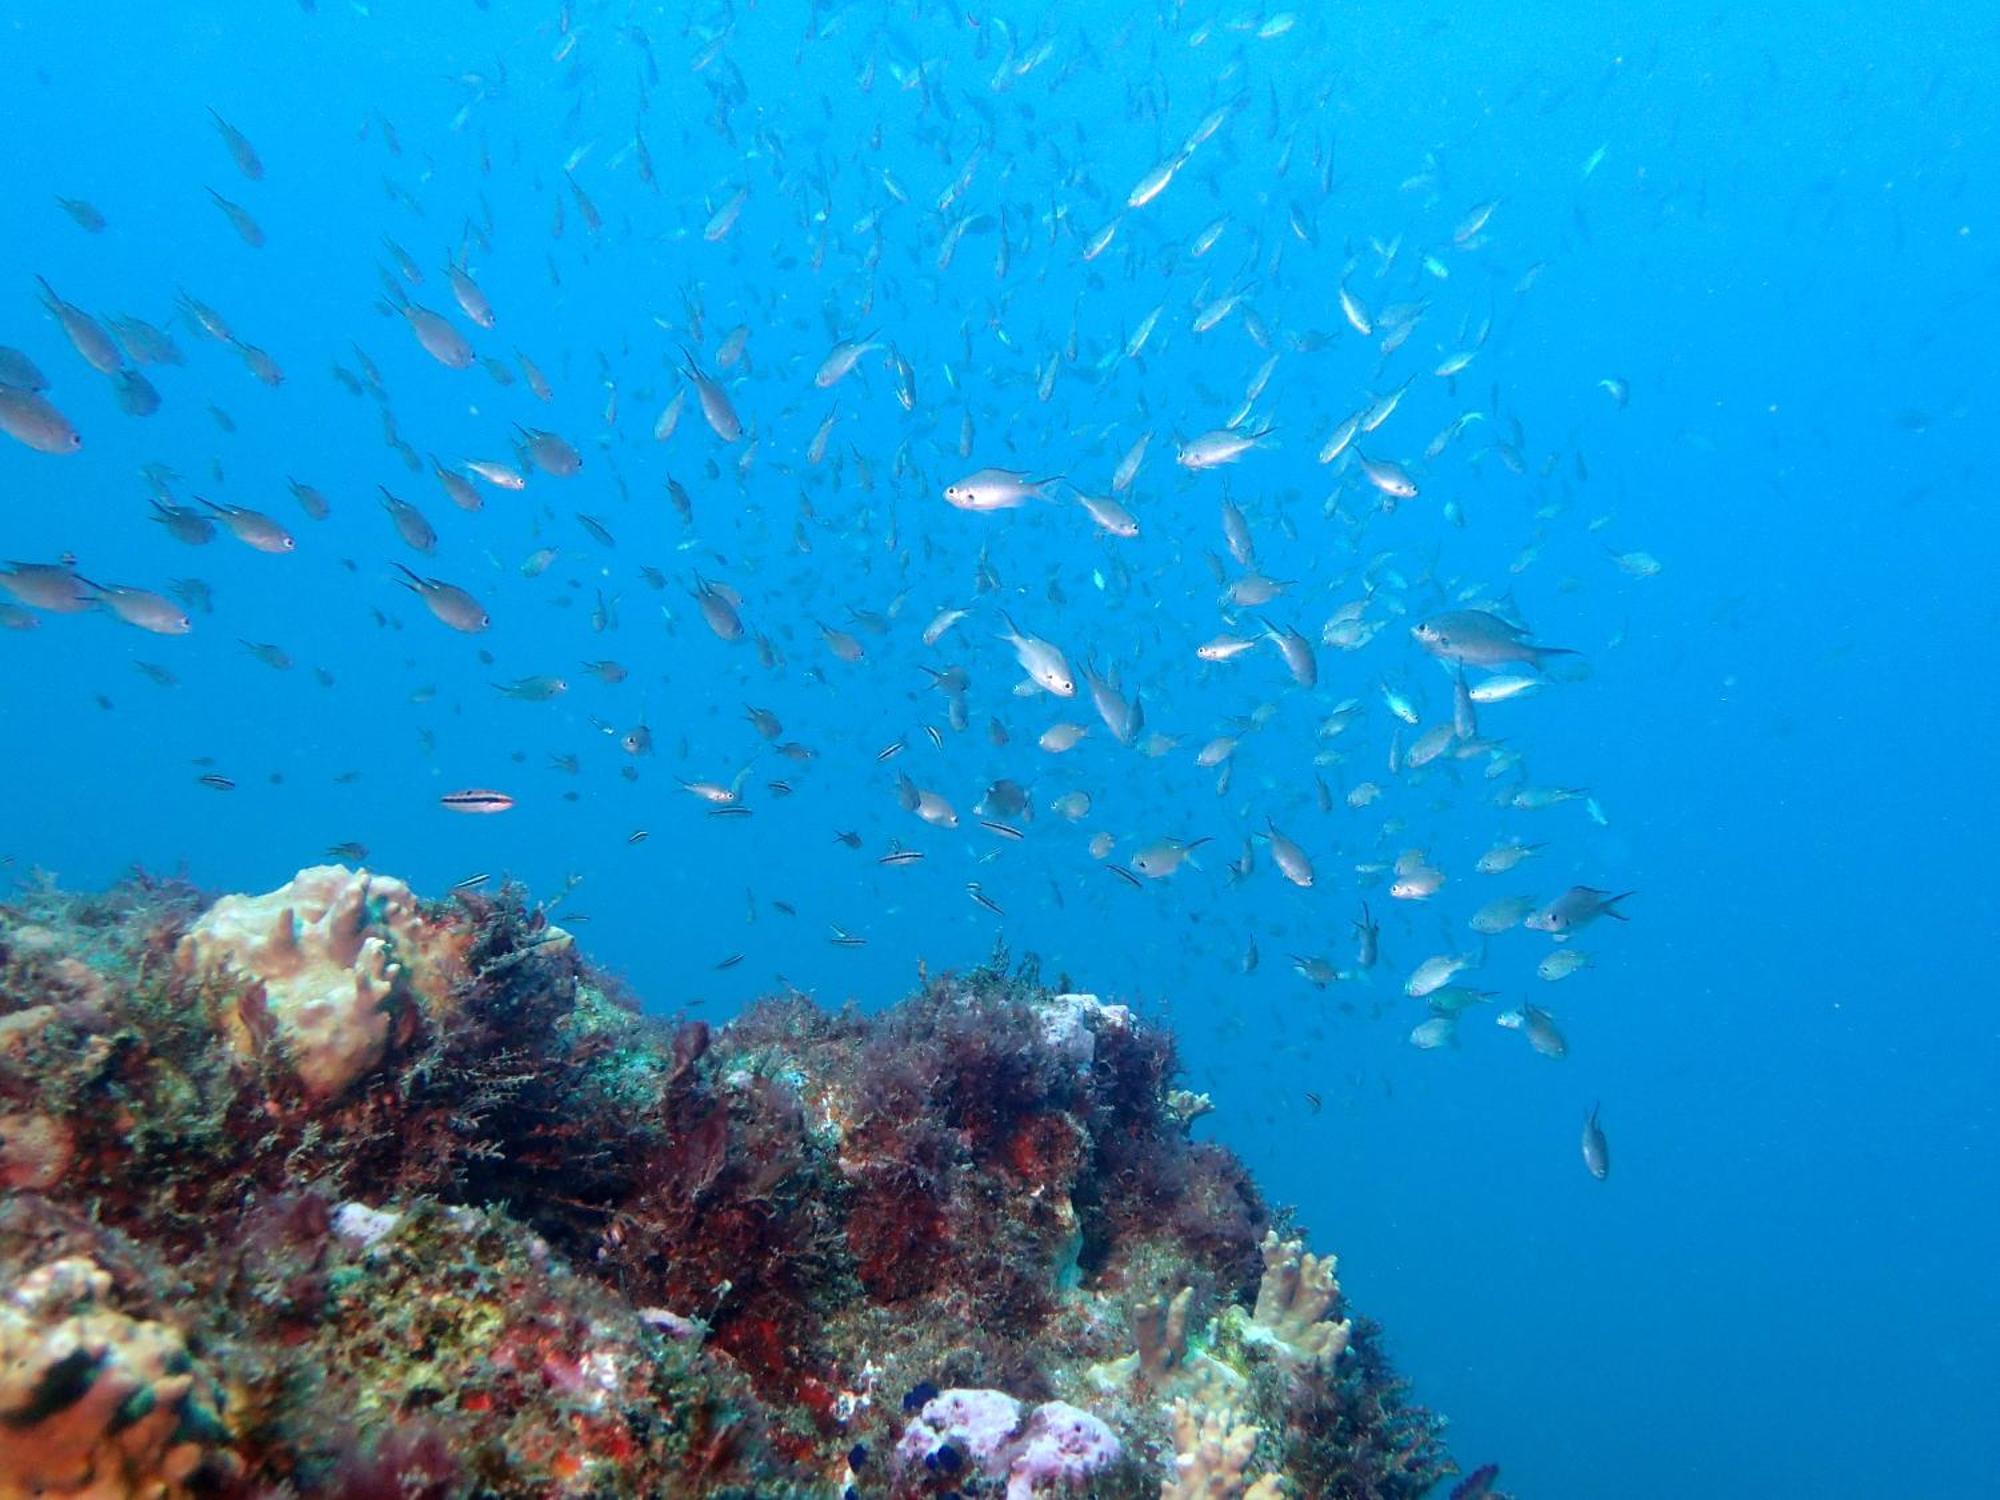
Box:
[1160,1398,1284,1500]
[1244,1231,1351,1368]
[0,1256,233,1499]
[174,864,468,1099]
[1088,1285,1244,1408]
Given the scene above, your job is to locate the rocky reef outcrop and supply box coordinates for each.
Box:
[0,866,1472,1498]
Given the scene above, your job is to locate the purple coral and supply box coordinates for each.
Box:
[896,1389,1122,1498]
[896,1387,1024,1470]
[1006,1400,1122,1498]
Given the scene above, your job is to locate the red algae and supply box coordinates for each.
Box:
[0,867,1471,1499]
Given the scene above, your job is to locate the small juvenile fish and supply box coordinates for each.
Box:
[1077,490,1139,538]
[922,606,970,646]
[0,346,51,390]
[1050,791,1091,821]
[441,789,516,813]
[446,261,496,328]
[1260,618,1316,688]
[814,336,883,389]
[464,462,528,496]
[1408,1016,1456,1050]
[56,196,107,232]
[394,564,488,632]
[1538,949,1592,982]
[998,611,1075,696]
[1038,722,1088,753]
[943,467,1058,512]
[35,276,122,373]
[1131,836,1209,880]
[207,188,265,248]
[1498,1004,1568,1058]
[0,384,85,456]
[679,347,742,443]
[1526,886,1634,936]
[1264,820,1314,888]
[1386,844,1445,901]
[1469,673,1541,704]
[390,298,470,368]
[380,489,437,553]
[1176,424,1273,470]
[1405,953,1474,999]
[199,498,294,554]
[1353,903,1380,968]
[288,478,332,520]
[1197,633,1258,663]
[210,109,264,178]
[1581,1106,1610,1180]
[431,457,483,513]
[1469,895,1538,935]
[75,577,191,634]
[494,676,567,701]
[1413,609,1575,670]
[1112,430,1151,492]
[519,426,583,476]
[113,369,162,416]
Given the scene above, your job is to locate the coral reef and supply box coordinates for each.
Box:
[0,865,1474,1498]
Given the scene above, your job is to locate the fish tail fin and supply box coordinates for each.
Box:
[1030,474,1066,501]
[1602,892,1635,919]
[1530,645,1580,666]
[390,562,424,589]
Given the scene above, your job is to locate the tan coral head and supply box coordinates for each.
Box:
[174,865,468,1100]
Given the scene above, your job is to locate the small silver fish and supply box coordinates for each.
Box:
[1581,1104,1609,1180]
[1525,886,1634,937]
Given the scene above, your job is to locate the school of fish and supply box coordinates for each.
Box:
[0,2,1657,1178]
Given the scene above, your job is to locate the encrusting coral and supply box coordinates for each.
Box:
[0,865,1478,1499]
[0,1256,234,1500]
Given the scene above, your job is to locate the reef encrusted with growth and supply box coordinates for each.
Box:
[0,864,1472,1499]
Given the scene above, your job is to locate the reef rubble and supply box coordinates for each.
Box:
[0,865,1471,1499]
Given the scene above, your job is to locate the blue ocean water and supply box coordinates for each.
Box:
[2,2,1995,1495]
